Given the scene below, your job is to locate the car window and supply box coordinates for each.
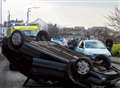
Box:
[52,36,65,42]
[15,23,25,26]
[22,30,38,36]
[85,41,106,49]
[79,41,84,48]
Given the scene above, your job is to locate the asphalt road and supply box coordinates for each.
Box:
[0,54,51,88]
[0,54,26,88]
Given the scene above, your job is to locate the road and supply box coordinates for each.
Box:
[0,54,26,88]
[0,54,48,88]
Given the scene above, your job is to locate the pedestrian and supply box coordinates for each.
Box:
[105,39,113,54]
[67,38,78,50]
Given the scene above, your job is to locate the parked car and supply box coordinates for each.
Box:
[2,30,120,88]
[75,40,112,59]
[51,36,68,46]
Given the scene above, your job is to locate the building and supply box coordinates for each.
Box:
[32,18,48,31]
[60,26,86,40]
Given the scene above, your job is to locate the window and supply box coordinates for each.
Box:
[85,41,106,49]
[79,42,84,48]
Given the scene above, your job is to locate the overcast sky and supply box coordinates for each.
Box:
[1,0,120,27]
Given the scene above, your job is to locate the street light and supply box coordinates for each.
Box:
[0,0,6,37]
[0,0,2,26]
[26,7,40,25]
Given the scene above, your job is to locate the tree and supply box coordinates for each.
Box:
[107,8,120,31]
[87,27,114,42]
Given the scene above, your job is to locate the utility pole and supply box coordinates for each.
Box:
[0,0,3,38]
[0,0,6,37]
[8,11,10,22]
[26,8,31,25]
[7,10,10,28]
[26,7,40,25]
[0,0,2,25]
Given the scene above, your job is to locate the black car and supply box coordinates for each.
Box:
[2,30,120,88]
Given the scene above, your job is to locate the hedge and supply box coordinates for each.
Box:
[112,43,120,56]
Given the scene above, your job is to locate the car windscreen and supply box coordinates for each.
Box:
[52,36,64,42]
[85,41,106,49]
[22,30,38,36]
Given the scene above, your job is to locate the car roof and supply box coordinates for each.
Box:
[82,39,101,43]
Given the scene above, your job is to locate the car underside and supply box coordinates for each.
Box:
[2,30,120,88]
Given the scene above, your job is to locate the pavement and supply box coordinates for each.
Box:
[0,55,26,88]
[110,57,120,64]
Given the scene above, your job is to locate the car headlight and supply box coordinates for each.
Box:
[76,59,90,75]
[12,32,22,46]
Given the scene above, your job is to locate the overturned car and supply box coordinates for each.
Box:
[2,30,120,88]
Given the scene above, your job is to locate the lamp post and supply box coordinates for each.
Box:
[0,0,6,37]
[0,0,2,26]
[0,0,3,37]
[26,7,40,25]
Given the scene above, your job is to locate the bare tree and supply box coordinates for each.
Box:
[87,27,114,42]
[107,8,120,31]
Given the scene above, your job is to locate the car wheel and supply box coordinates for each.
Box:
[67,57,92,88]
[94,55,111,70]
[36,30,50,41]
[74,58,92,76]
[10,30,24,49]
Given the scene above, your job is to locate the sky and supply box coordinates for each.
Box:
[1,0,120,28]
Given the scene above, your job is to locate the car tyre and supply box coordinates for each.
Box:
[94,55,111,70]
[67,58,92,88]
[10,30,24,49]
[36,30,50,41]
